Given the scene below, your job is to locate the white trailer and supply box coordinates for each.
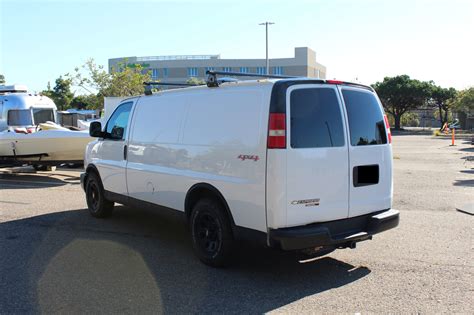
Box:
[0,85,57,132]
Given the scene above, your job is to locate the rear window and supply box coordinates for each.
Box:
[342,89,387,146]
[8,109,32,126]
[290,88,345,148]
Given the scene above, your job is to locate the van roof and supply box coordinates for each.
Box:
[141,77,374,99]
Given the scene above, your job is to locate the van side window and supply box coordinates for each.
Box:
[105,102,133,140]
[342,90,387,146]
[290,88,345,148]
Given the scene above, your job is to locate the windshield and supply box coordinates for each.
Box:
[7,109,33,126]
[33,108,55,124]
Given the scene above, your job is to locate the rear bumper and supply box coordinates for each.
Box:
[269,209,399,250]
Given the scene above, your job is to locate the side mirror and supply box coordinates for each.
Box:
[89,121,104,138]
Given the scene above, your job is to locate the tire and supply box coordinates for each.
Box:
[85,172,114,218]
[190,199,234,267]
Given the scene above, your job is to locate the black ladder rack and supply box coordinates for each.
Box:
[206,70,296,87]
[143,81,204,95]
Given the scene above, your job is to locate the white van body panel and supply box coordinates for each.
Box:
[348,144,393,216]
[284,85,350,227]
[87,99,138,196]
[265,150,287,229]
[126,84,273,232]
[340,87,393,217]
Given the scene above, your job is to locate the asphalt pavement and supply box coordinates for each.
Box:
[0,134,473,313]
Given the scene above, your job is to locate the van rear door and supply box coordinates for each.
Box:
[340,87,392,218]
[285,85,349,226]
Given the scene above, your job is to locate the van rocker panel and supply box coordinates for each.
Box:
[269,209,399,250]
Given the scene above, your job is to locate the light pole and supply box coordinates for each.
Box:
[259,21,274,75]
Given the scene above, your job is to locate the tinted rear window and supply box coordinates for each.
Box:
[342,89,387,146]
[290,88,345,148]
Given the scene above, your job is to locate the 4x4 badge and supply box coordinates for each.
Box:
[238,155,259,162]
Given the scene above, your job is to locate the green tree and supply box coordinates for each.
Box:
[428,84,457,129]
[186,77,205,85]
[68,58,151,109]
[373,75,431,130]
[41,81,54,98]
[452,87,474,114]
[71,94,102,110]
[0,74,5,84]
[41,78,74,110]
[52,76,74,110]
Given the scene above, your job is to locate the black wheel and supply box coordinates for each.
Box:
[190,199,234,267]
[85,172,114,218]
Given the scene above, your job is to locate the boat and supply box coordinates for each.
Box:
[0,125,93,164]
[0,85,94,167]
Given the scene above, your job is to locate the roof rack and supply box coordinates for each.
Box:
[143,81,204,95]
[206,70,296,87]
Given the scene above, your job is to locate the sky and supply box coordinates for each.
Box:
[1,0,473,93]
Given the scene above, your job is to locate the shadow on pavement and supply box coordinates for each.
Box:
[459,147,474,153]
[453,179,474,187]
[461,156,474,161]
[0,206,370,313]
[0,170,81,190]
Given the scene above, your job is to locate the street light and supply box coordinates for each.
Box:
[259,21,275,75]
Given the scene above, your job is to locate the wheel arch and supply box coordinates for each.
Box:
[84,164,102,187]
[184,183,236,227]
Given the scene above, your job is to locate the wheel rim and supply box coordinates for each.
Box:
[194,211,222,257]
[87,181,100,212]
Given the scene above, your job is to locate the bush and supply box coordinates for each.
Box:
[401,112,420,127]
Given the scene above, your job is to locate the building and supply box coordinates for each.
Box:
[108,47,326,83]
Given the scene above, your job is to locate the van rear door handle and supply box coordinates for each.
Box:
[123,144,127,160]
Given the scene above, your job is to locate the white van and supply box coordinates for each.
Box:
[81,76,399,266]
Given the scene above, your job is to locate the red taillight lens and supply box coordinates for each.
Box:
[268,113,286,149]
[384,115,392,144]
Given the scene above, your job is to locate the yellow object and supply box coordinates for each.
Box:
[38,122,65,130]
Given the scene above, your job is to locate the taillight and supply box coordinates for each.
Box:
[384,115,392,144]
[268,113,286,149]
[326,80,343,84]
